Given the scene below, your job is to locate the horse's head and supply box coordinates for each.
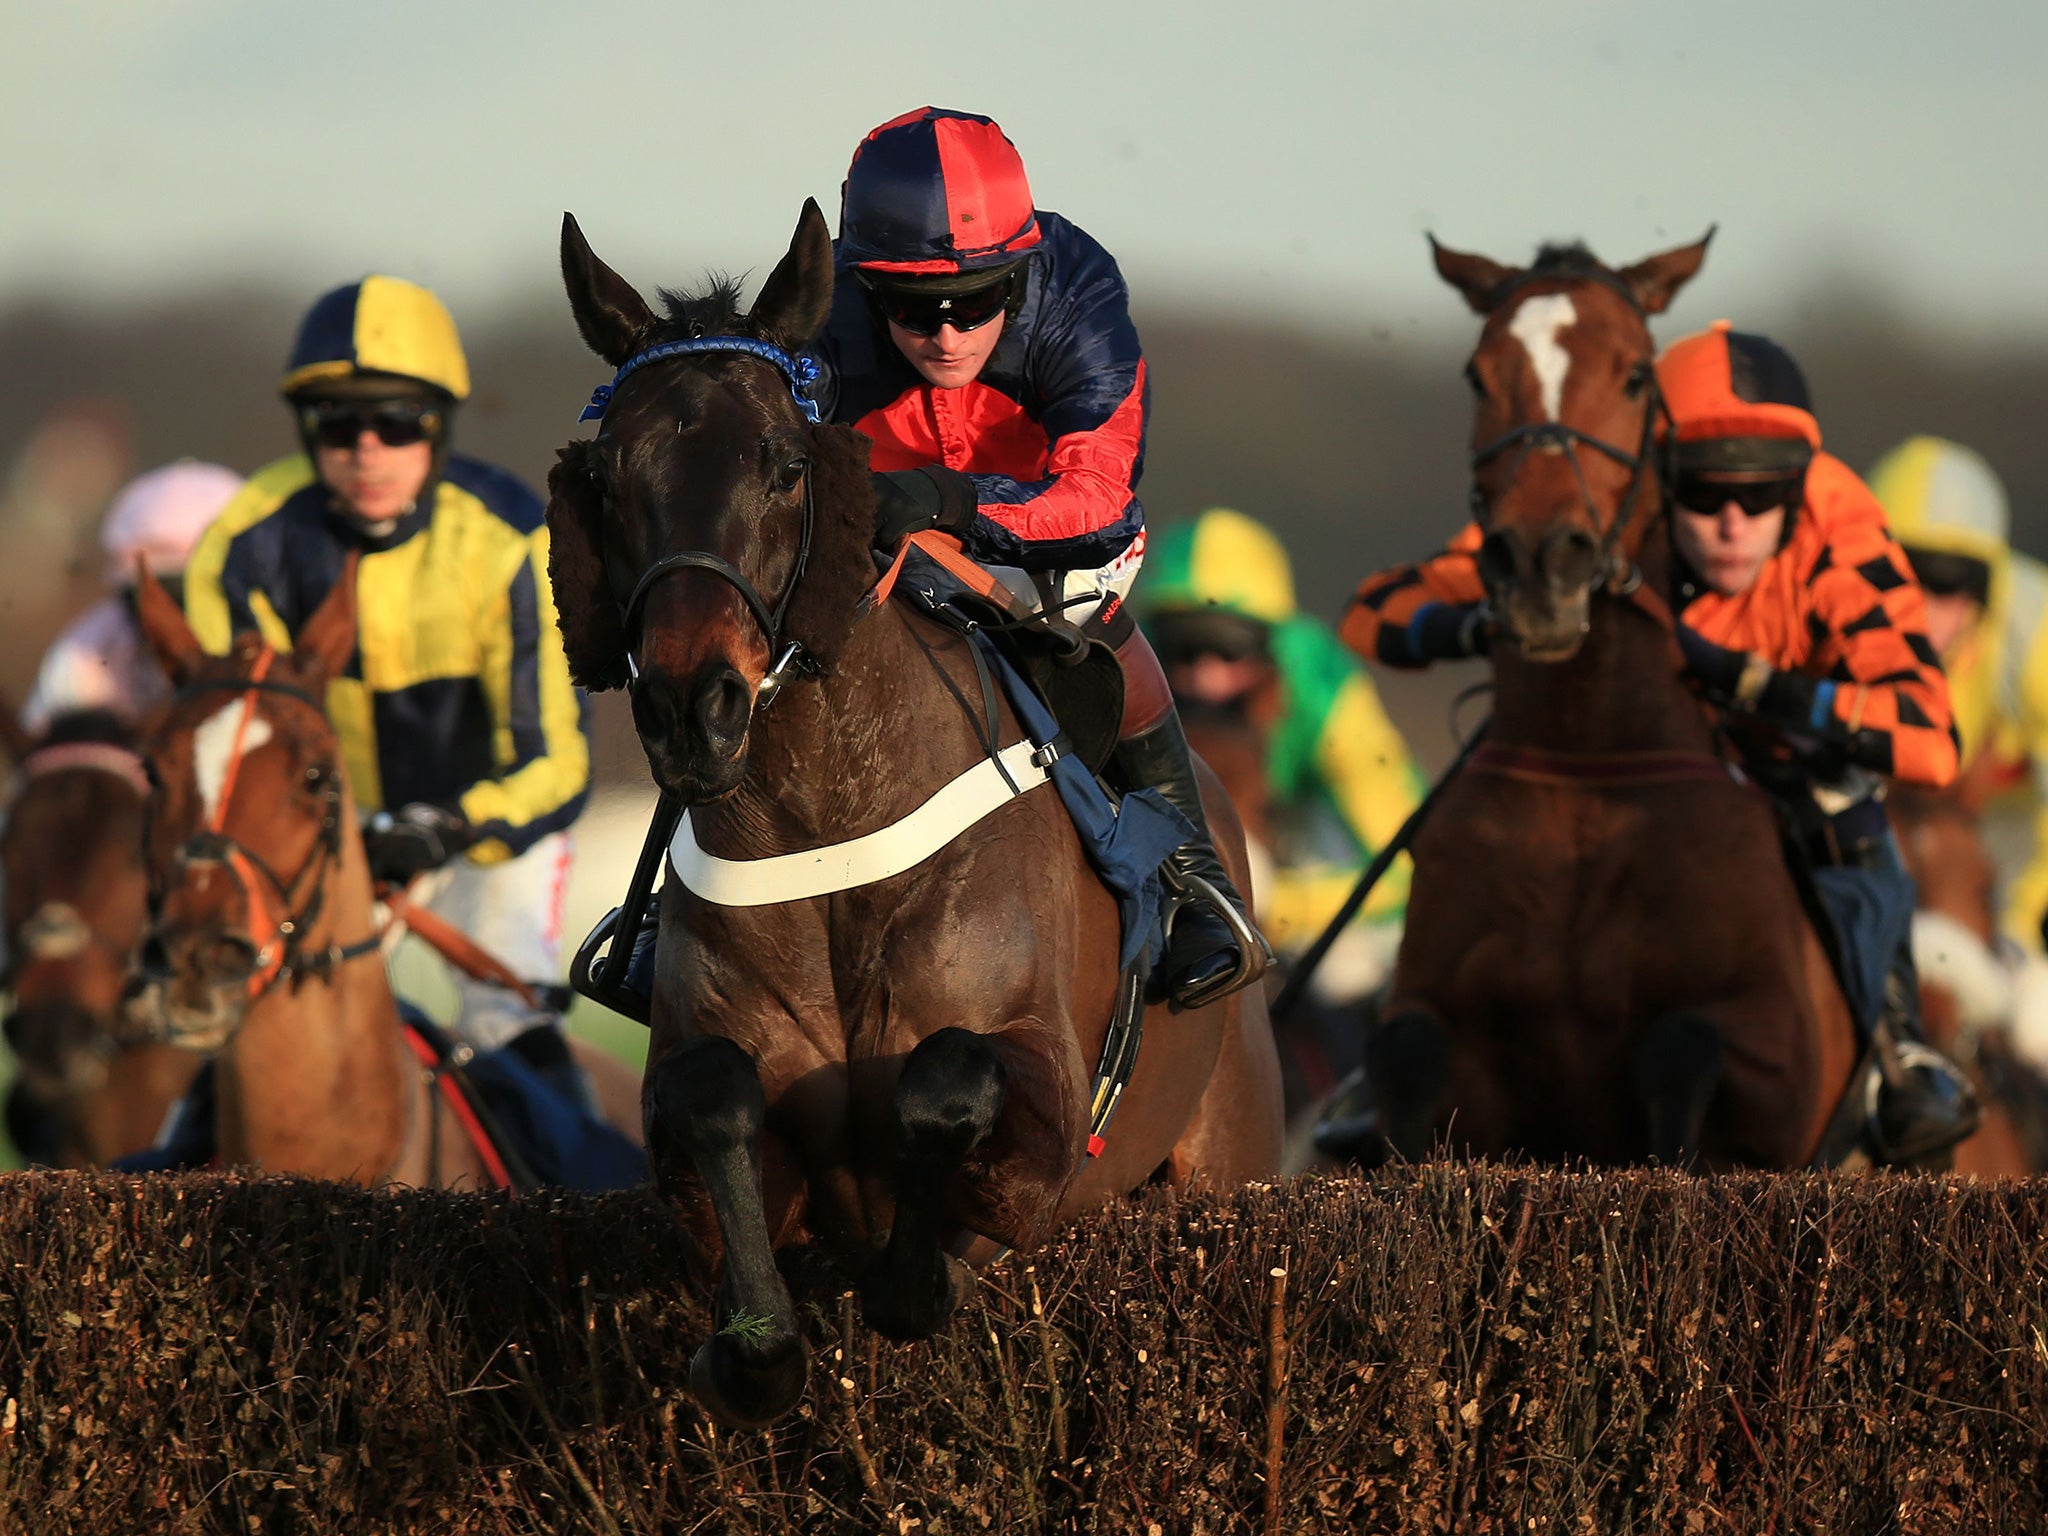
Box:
[129,564,359,1049]
[548,199,873,802]
[1,715,150,1102]
[1434,233,1712,661]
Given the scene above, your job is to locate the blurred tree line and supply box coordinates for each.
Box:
[5,278,2046,779]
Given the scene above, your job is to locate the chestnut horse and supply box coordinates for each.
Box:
[546,202,1283,1426]
[126,566,641,1184]
[2,711,198,1166]
[1889,785,2038,1176]
[1371,237,1861,1168]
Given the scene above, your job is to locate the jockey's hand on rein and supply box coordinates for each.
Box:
[870,466,978,550]
[1392,601,1492,664]
[363,802,474,885]
[1676,623,1828,729]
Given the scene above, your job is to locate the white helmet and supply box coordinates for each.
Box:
[98,461,243,588]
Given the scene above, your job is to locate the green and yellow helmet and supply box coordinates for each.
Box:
[281,275,471,402]
[1867,436,2007,602]
[1144,508,1297,627]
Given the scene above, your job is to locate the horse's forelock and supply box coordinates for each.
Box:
[651,276,751,344]
[1528,241,1603,278]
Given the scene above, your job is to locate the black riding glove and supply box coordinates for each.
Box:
[1386,601,1491,665]
[363,802,474,886]
[870,466,979,551]
[1678,621,1854,743]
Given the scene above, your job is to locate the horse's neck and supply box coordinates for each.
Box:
[698,605,986,854]
[1490,574,1716,756]
[216,815,411,1182]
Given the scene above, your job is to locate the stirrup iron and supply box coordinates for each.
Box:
[1164,868,1274,1010]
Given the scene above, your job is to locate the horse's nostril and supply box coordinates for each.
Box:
[1477,529,1522,588]
[1542,527,1603,589]
[692,670,753,757]
[140,933,174,982]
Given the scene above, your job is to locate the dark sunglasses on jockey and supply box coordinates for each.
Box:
[1670,470,1807,519]
[1150,607,1274,667]
[297,400,443,451]
[859,268,1020,338]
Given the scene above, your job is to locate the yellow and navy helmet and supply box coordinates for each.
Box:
[1144,508,1298,627]
[281,275,471,402]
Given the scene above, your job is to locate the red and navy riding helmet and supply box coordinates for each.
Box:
[839,107,1042,284]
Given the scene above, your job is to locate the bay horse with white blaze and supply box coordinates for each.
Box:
[127,565,641,1185]
[546,200,1283,1426]
[1369,236,1862,1168]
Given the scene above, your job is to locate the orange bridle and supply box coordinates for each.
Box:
[148,648,367,1003]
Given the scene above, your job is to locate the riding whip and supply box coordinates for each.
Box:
[1267,719,1489,1027]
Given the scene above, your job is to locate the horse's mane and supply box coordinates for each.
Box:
[650,276,751,344]
[35,709,134,751]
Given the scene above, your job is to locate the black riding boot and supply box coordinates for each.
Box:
[1857,833,1980,1166]
[1111,713,1274,1010]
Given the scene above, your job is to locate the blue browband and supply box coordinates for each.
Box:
[578,336,822,424]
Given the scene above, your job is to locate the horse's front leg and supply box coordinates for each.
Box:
[645,1035,806,1427]
[860,1027,1007,1341]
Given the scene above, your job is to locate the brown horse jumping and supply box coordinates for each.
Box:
[1371,237,1861,1168]
[546,202,1282,1426]
[2,712,198,1166]
[126,566,641,1184]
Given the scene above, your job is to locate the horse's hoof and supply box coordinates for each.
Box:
[688,1330,806,1429]
[862,1250,977,1342]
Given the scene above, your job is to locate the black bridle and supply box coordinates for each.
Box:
[1466,271,1677,598]
[580,336,826,710]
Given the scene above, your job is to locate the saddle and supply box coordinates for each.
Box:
[886,543,1126,774]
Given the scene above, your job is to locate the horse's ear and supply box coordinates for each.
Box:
[1430,236,1522,315]
[1617,227,1715,315]
[295,552,359,686]
[561,212,658,367]
[748,198,835,352]
[545,440,632,692]
[134,561,206,685]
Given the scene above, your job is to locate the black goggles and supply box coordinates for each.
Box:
[862,272,1018,338]
[1151,609,1273,666]
[1671,472,1806,519]
[298,401,442,450]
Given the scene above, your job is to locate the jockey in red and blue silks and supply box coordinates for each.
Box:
[803,106,1270,1010]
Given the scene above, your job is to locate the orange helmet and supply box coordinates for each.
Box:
[1656,320,1819,474]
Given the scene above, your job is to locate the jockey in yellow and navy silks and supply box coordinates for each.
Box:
[801,106,1269,1010]
[184,276,592,1068]
[1142,509,1424,959]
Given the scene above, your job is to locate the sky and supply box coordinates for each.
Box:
[3,0,2044,342]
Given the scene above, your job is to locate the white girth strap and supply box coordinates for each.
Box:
[669,739,1053,907]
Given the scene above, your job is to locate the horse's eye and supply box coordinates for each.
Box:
[1464,361,1487,398]
[776,454,810,493]
[1625,361,1652,397]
